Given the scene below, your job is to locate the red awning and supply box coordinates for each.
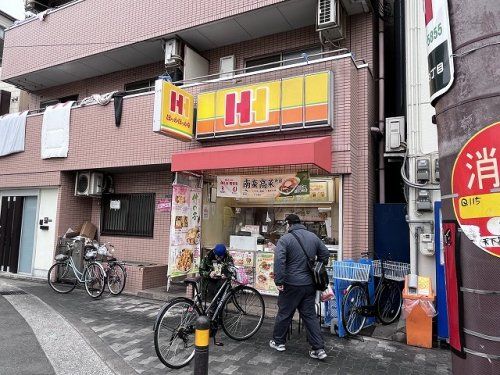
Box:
[171,137,331,173]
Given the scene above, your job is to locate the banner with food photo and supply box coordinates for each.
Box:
[168,183,202,278]
[216,171,309,199]
[255,252,278,295]
[229,250,255,285]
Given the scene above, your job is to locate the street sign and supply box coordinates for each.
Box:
[452,121,500,257]
[424,0,454,102]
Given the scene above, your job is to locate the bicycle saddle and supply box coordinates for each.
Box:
[55,254,69,261]
[183,276,201,285]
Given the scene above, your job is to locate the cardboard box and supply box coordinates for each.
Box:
[79,221,97,239]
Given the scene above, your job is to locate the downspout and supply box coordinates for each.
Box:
[378,18,385,203]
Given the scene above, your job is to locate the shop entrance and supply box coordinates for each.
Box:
[200,175,342,296]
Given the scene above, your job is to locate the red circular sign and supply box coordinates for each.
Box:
[452,121,500,257]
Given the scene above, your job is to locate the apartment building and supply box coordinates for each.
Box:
[0,0,378,293]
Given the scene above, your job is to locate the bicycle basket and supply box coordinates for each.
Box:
[332,261,370,282]
[372,260,410,281]
[234,267,250,285]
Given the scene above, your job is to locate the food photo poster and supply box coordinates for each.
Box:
[167,183,202,278]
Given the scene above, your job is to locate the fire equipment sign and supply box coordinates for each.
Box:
[452,121,500,257]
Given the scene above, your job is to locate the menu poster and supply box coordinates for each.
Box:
[255,252,278,296]
[168,184,202,278]
[275,180,329,203]
[216,172,310,199]
[230,250,255,285]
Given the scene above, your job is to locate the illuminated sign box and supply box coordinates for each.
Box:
[153,80,194,142]
[196,71,333,139]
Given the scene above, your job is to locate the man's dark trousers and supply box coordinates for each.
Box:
[272,284,324,350]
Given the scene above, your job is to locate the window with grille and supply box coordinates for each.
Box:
[101,193,155,237]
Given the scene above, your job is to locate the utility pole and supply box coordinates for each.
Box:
[432,0,500,373]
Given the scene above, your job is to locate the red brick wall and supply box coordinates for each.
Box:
[90,171,172,265]
[2,0,287,79]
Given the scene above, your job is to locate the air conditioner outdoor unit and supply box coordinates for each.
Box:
[317,0,346,42]
[75,172,104,197]
[164,39,183,67]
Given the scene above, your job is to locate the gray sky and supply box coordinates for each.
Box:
[0,0,25,20]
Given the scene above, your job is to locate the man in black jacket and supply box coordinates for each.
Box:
[270,214,330,360]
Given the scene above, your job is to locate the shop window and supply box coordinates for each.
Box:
[101,193,155,237]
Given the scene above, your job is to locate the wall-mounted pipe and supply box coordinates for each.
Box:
[378,18,386,203]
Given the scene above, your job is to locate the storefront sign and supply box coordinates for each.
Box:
[255,252,278,296]
[157,198,171,212]
[167,184,202,277]
[424,0,454,102]
[275,180,330,203]
[153,79,194,141]
[217,172,310,199]
[452,121,500,257]
[196,72,332,139]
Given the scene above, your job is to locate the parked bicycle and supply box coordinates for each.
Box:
[47,240,106,298]
[153,266,265,369]
[91,242,127,295]
[338,254,410,336]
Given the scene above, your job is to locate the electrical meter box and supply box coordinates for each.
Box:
[416,190,433,211]
[385,116,405,152]
[416,158,430,183]
[433,157,440,183]
[419,233,435,256]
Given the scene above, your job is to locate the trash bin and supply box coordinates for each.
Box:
[402,276,436,349]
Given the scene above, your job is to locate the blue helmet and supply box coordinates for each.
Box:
[213,244,226,257]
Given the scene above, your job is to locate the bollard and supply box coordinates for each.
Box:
[194,315,210,375]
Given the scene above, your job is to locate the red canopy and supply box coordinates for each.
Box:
[171,136,332,173]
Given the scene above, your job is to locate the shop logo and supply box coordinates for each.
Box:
[170,91,190,118]
[224,87,269,127]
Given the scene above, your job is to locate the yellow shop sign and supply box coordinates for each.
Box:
[153,80,194,142]
[196,71,332,139]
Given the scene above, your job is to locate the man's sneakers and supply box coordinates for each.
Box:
[269,340,286,352]
[309,349,327,360]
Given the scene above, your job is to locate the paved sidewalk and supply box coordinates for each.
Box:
[6,278,451,375]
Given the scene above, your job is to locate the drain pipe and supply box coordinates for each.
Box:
[377,18,386,203]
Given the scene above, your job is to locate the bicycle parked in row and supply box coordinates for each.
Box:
[154,266,265,369]
[47,238,127,298]
[336,253,410,336]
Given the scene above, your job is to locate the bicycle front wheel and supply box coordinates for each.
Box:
[154,297,201,369]
[376,281,403,325]
[221,286,265,341]
[83,262,106,298]
[342,284,368,336]
[47,262,77,294]
[107,262,126,295]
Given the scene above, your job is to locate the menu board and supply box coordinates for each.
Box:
[230,250,255,285]
[255,252,278,296]
[167,184,202,277]
[275,180,330,203]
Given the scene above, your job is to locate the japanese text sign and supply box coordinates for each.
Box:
[217,172,310,199]
[153,80,194,141]
[424,0,454,102]
[452,121,500,257]
[196,72,332,139]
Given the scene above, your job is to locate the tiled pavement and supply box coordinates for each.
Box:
[8,279,451,375]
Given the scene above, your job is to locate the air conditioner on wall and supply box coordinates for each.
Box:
[317,0,346,42]
[75,171,104,197]
[164,39,183,67]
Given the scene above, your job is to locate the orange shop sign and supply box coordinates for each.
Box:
[153,79,194,142]
[196,71,332,139]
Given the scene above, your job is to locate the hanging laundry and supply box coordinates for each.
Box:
[0,111,28,157]
[41,101,74,159]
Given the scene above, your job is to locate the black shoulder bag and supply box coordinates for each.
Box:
[290,231,329,291]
